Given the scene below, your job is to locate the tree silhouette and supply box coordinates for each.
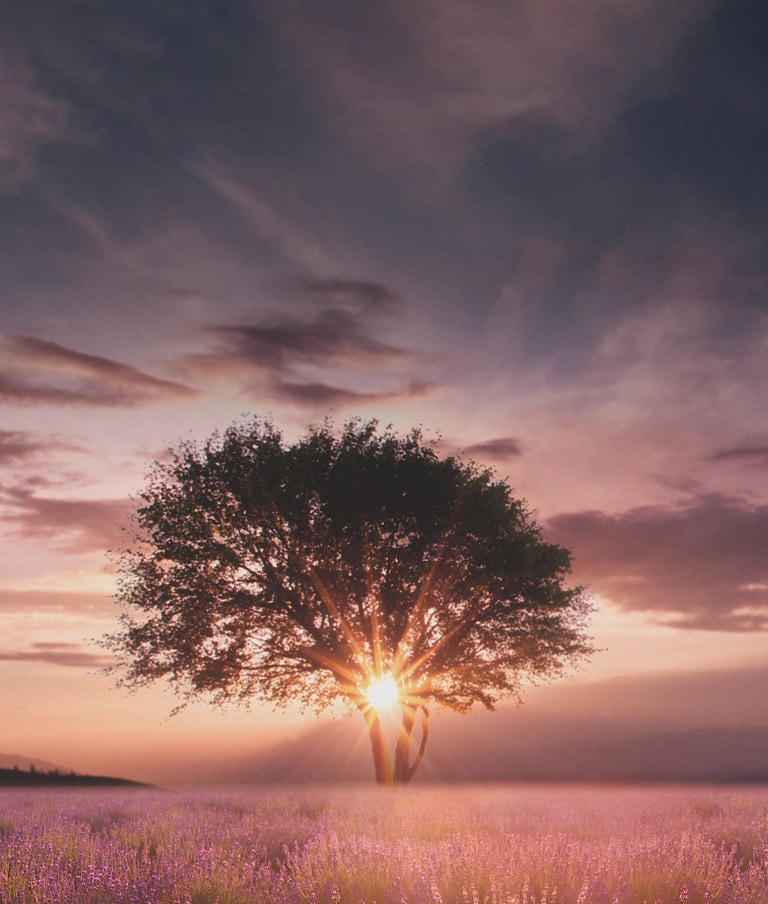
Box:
[104,417,594,784]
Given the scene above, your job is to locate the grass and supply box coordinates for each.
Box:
[0,783,766,903]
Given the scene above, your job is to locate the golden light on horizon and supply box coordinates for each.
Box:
[364,674,400,712]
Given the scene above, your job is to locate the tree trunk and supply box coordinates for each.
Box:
[393,704,430,784]
[362,707,392,785]
[361,703,430,785]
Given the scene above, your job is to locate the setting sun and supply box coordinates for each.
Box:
[365,674,400,712]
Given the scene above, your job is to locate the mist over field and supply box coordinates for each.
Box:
[120,667,768,787]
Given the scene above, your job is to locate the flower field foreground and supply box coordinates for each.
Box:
[1,784,767,904]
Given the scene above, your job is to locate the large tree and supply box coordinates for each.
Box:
[105,417,594,784]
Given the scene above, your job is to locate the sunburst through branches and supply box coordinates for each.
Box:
[364,673,400,712]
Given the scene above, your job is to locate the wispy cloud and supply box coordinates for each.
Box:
[272,1,707,176]
[0,642,112,668]
[463,437,522,462]
[188,162,338,272]
[0,430,59,465]
[290,277,399,314]
[205,310,412,371]
[548,494,768,632]
[0,587,110,616]
[0,487,128,554]
[710,445,768,467]
[0,335,201,407]
[0,55,70,190]
[272,378,437,407]
[177,290,442,408]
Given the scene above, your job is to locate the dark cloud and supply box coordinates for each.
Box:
[0,430,51,464]
[271,378,437,408]
[207,310,414,370]
[291,278,399,314]
[634,0,768,222]
[0,486,128,553]
[4,0,762,360]
[463,437,522,462]
[0,335,200,407]
[548,494,768,631]
[710,445,768,467]
[0,642,112,668]
[177,301,439,408]
[461,0,768,364]
[0,1,317,287]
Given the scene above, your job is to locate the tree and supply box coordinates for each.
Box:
[104,417,594,785]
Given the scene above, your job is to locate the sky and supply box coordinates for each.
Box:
[1,0,767,784]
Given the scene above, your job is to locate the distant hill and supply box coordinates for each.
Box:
[0,759,151,788]
[428,724,768,784]
[0,753,72,773]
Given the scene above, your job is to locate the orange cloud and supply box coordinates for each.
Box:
[0,642,112,668]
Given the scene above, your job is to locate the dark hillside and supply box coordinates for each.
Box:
[0,767,151,788]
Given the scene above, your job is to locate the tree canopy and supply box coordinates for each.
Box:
[104,417,594,784]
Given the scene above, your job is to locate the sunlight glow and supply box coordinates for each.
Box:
[365,674,400,712]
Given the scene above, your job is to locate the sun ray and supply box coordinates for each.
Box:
[391,516,459,682]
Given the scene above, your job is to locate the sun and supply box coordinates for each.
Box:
[365,674,400,712]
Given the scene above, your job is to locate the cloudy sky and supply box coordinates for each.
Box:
[2,0,767,782]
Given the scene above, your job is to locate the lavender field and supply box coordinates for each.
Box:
[1,784,767,904]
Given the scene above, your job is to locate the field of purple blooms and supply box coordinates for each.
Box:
[0,783,767,904]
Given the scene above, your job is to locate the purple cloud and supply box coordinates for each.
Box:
[0,430,51,464]
[548,494,768,632]
[463,437,523,462]
[192,309,416,373]
[176,293,442,408]
[710,445,768,467]
[1,335,201,407]
[0,430,86,469]
[0,486,129,553]
[291,277,399,313]
[270,378,438,407]
[0,642,112,668]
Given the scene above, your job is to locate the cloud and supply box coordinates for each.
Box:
[0,430,53,465]
[0,642,112,668]
[0,55,70,190]
[548,494,768,631]
[710,445,768,467]
[209,310,412,371]
[463,437,522,462]
[272,378,437,407]
[0,335,201,407]
[0,587,111,616]
[0,431,87,474]
[188,163,340,273]
[290,277,399,314]
[0,487,129,554]
[271,0,708,176]
[177,298,442,408]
